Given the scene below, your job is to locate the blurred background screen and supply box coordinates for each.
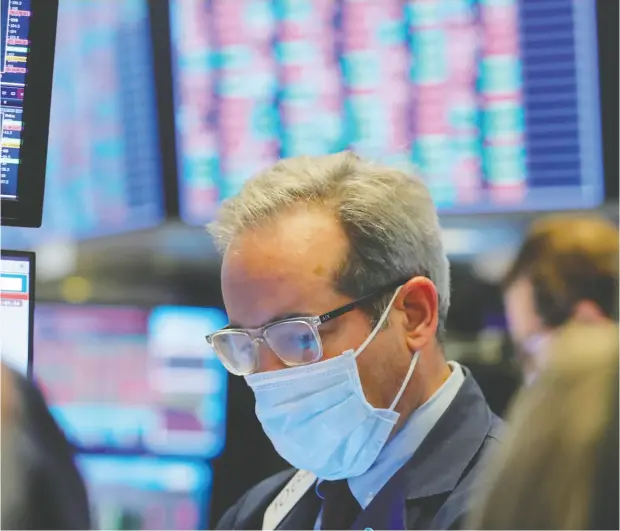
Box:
[1,0,164,248]
[147,306,229,457]
[77,455,212,530]
[2,0,616,529]
[33,304,228,457]
[0,251,33,375]
[170,0,604,226]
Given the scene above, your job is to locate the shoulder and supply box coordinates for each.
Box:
[216,469,297,530]
[465,413,504,485]
[430,414,504,530]
[485,413,504,449]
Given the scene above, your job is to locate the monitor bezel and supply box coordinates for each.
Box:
[597,0,619,201]
[1,0,59,228]
[0,249,35,378]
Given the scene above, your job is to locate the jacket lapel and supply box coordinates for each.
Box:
[353,369,494,530]
[351,473,407,530]
[275,368,495,530]
[400,369,494,502]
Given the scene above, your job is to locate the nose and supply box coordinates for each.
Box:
[254,338,287,373]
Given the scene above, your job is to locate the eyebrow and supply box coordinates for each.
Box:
[227,312,314,330]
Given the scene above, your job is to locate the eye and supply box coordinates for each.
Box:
[298,332,314,350]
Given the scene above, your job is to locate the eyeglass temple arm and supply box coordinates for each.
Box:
[319,299,361,324]
[318,277,409,324]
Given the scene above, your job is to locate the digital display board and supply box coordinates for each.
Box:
[78,455,211,530]
[33,304,228,458]
[1,0,58,229]
[170,0,604,225]
[1,0,163,247]
[1,0,31,199]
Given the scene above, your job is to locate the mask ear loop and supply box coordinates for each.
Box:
[389,351,420,411]
[353,287,403,358]
[351,284,421,412]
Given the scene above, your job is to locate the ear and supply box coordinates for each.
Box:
[572,300,607,324]
[394,276,440,352]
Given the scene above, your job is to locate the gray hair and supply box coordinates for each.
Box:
[208,151,451,337]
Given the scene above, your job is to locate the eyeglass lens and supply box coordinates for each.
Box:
[211,320,322,375]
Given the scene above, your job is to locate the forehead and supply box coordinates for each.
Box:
[504,277,545,341]
[221,206,349,327]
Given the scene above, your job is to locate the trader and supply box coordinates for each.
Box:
[502,215,618,386]
[208,152,501,530]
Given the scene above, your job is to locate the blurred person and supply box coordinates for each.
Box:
[467,323,619,530]
[206,152,502,530]
[502,215,619,385]
[1,363,91,529]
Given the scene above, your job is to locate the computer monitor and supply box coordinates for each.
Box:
[33,304,228,457]
[147,306,229,457]
[0,250,34,376]
[1,0,164,245]
[77,455,212,530]
[170,0,605,223]
[1,0,58,228]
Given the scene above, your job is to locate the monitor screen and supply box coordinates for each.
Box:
[148,306,229,457]
[1,0,30,200]
[0,250,34,376]
[170,0,604,225]
[1,0,163,245]
[1,0,57,227]
[33,304,228,457]
[77,455,211,530]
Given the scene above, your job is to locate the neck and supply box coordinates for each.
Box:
[392,346,451,435]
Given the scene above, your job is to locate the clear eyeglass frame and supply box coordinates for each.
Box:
[206,316,323,376]
[206,276,412,376]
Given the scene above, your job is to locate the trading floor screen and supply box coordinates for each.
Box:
[170,0,604,224]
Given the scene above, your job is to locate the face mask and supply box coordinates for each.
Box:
[245,288,419,480]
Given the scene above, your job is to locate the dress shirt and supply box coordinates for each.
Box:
[314,361,465,529]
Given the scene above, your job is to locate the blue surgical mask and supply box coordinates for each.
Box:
[245,288,419,480]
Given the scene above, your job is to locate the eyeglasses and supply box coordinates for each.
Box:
[206,277,409,376]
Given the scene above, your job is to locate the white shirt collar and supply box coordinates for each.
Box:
[348,361,466,508]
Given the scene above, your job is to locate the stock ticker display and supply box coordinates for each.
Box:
[1,0,163,247]
[1,0,30,199]
[170,0,604,225]
[33,304,228,458]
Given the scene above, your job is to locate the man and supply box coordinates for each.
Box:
[502,215,619,386]
[207,152,501,530]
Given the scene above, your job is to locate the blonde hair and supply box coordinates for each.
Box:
[208,151,451,334]
[468,323,619,529]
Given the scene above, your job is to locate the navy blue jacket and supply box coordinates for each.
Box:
[217,369,502,530]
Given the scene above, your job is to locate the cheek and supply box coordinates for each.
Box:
[504,298,529,340]
[320,330,365,360]
[355,331,409,408]
[506,304,543,343]
[319,314,374,359]
[504,284,545,341]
